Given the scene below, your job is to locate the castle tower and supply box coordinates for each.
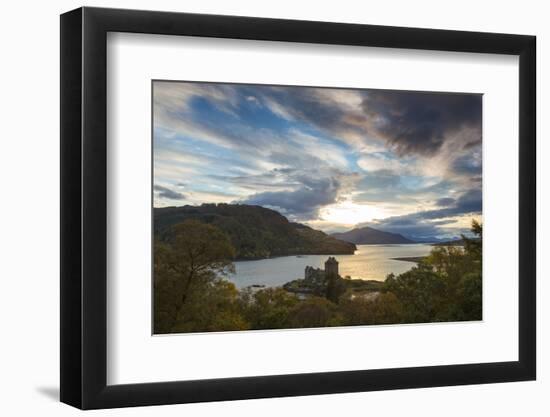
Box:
[324,257,339,278]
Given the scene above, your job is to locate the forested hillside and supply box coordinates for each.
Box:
[154,204,357,260]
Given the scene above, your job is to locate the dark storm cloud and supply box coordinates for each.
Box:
[361,91,482,156]
[255,86,483,162]
[154,185,185,200]
[241,175,342,220]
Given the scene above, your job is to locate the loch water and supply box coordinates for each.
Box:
[229,244,433,289]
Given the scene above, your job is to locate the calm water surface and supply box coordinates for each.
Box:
[229,244,433,289]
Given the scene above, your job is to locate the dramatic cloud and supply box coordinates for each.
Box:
[240,169,353,220]
[243,179,339,219]
[361,91,482,156]
[153,81,482,239]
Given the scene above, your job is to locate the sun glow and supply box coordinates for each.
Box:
[319,201,386,226]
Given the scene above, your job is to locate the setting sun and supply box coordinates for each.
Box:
[320,200,386,226]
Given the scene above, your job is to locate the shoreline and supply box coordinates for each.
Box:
[391,256,427,263]
[233,243,431,262]
[230,244,433,289]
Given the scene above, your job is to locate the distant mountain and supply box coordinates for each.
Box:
[330,226,415,245]
[154,204,357,260]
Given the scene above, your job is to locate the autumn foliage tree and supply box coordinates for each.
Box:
[154,218,483,333]
[154,220,236,333]
[384,220,482,323]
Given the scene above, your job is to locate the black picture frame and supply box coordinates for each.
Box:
[60,6,536,410]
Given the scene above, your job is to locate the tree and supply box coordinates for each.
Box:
[340,292,403,325]
[153,239,181,333]
[454,271,482,320]
[465,220,482,259]
[289,297,342,328]
[154,217,483,333]
[384,265,447,322]
[171,275,249,333]
[240,287,299,330]
[154,220,236,332]
[383,219,483,323]
[169,220,235,303]
[454,220,482,320]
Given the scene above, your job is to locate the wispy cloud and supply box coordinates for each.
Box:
[153,81,482,238]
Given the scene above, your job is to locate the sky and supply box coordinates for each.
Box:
[153,81,482,240]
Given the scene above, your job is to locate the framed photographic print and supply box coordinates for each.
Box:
[60,7,536,409]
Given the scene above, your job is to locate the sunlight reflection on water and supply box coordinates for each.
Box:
[229,244,433,289]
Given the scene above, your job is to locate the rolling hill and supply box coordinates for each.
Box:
[154,204,357,260]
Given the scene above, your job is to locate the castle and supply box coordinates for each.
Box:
[325,256,339,277]
[283,257,344,300]
[304,257,339,284]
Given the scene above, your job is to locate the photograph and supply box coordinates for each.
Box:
[51,3,541,411]
[152,81,483,334]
